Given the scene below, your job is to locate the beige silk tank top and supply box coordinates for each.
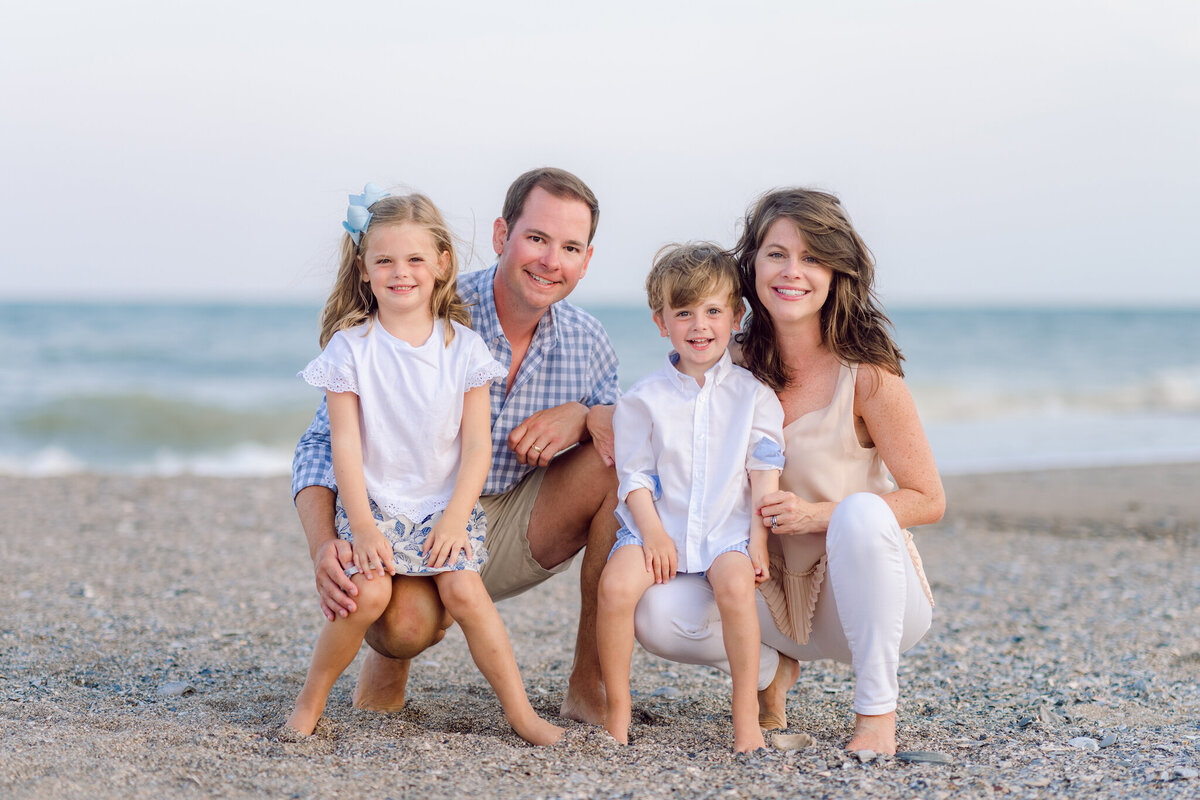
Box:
[758,362,934,644]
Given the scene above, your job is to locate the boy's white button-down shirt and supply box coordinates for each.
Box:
[613,350,786,573]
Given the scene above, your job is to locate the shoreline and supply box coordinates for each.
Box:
[2,464,1198,798]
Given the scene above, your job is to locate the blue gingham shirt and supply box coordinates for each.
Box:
[291,264,621,499]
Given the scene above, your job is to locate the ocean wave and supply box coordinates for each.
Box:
[0,443,294,478]
[9,393,316,450]
[911,365,1200,421]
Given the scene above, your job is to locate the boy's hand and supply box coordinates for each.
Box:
[351,525,395,578]
[423,517,473,569]
[642,530,678,584]
[749,538,770,585]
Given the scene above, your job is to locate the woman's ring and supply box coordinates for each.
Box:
[531,445,544,453]
[770,515,779,528]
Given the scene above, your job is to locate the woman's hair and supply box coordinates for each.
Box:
[645,242,742,315]
[318,193,470,348]
[733,188,903,391]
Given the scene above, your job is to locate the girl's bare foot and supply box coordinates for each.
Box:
[284,701,323,738]
[352,650,412,712]
[846,711,896,755]
[510,712,565,746]
[734,730,766,753]
[758,654,800,730]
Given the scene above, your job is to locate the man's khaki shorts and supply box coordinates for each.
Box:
[478,468,575,601]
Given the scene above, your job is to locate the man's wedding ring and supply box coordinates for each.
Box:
[531,445,544,453]
[770,515,779,528]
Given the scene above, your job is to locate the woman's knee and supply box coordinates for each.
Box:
[829,493,900,555]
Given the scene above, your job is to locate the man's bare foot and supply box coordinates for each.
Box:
[846,711,896,755]
[758,654,800,730]
[509,713,565,746]
[734,730,766,754]
[352,650,411,711]
[560,678,606,725]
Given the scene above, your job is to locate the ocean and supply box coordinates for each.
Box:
[3,301,1198,478]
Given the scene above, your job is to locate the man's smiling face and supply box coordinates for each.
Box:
[493,186,594,316]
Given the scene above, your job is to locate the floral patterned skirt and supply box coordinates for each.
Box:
[334,498,488,577]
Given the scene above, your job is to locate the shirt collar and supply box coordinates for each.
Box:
[665,348,733,390]
[473,263,560,351]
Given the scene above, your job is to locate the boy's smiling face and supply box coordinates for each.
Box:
[653,287,741,382]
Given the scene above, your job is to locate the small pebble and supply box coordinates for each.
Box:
[1068,737,1099,751]
[650,686,680,698]
[895,751,954,765]
[771,733,814,751]
[1098,734,1117,748]
[158,681,195,697]
[1177,768,1199,780]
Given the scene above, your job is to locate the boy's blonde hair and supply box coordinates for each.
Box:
[318,193,470,349]
[645,242,743,315]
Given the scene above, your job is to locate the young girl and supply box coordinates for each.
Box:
[597,244,785,752]
[284,184,563,746]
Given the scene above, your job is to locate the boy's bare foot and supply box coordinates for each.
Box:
[846,711,896,755]
[603,706,631,745]
[560,677,607,725]
[352,650,411,711]
[758,654,800,730]
[734,730,766,753]
[510,713,565,746]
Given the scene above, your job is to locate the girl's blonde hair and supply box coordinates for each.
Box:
[318,193,471,348]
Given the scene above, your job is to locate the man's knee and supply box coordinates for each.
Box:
[364,577,448,659]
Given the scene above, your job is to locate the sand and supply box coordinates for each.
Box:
[1,465,1198,799]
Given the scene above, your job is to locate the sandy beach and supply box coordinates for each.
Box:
[1,464,1198,799]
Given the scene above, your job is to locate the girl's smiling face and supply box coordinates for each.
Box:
[754,218,833,327]
[359,222,449,324]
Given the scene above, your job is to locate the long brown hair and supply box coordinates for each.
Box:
[733,188,903,391]
[318,193,470,348]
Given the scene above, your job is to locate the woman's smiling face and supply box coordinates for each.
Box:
[754,218,833,326]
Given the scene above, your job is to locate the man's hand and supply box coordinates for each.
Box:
[585,404,616,466]
[508,402,589,467]
[314,538,359,620]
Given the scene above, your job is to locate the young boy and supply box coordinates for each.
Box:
[596,243,785,752]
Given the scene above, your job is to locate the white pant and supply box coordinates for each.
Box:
[633,493,932,715]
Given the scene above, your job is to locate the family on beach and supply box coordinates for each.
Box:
[283,168,946,754]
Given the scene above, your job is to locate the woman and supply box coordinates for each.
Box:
[633,188,945,754]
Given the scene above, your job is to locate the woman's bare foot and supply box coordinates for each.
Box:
[509,712,565,746]
[846,711,896,755]
[352,650,411,711]
[757,654,800,730]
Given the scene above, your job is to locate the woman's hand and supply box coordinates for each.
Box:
[758,491,827,535]
[423,516,473,569]
[351,525,395,578]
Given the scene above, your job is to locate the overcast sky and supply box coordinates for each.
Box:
[2,0,1196,307]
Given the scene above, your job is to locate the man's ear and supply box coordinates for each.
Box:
[492,217,508,256]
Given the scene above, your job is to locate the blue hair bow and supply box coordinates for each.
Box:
[342,182,390,245]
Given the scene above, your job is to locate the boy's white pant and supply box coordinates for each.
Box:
[633,493,932,715]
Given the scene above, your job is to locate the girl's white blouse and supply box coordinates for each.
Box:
[299,317,506,523]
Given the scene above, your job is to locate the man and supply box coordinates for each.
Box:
[292,167,619,724]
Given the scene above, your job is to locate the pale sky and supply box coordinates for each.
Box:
[2,0,1196,307]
